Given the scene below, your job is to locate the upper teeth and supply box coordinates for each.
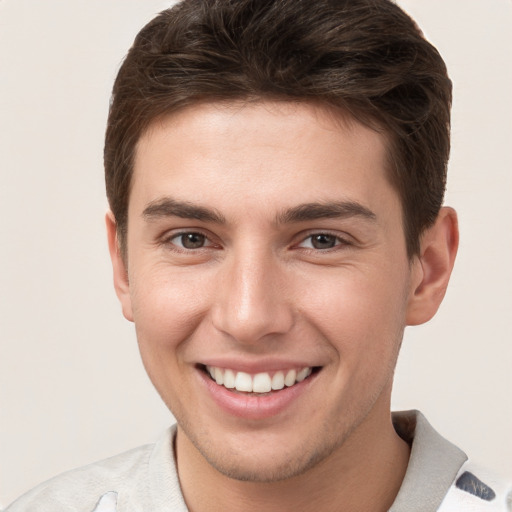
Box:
[206,366,312,393]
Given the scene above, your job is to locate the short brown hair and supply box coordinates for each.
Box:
[105,0,452,256]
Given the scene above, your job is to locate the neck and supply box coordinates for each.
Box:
[176,403,410,512]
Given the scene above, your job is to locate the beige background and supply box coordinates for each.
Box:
[1,0,511,506]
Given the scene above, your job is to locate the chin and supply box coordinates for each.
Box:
[186,424,343,483]
[202,451,321,483]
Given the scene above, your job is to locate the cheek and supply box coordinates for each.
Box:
[298,266,410,357]
[129,267,215,406]
[129,265,213,352]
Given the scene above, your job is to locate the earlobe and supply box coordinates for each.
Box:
[406,207,459,326]
[105,211,134,322]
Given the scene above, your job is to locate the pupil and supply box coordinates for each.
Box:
[182,233,205,249]
[312,234,336,249]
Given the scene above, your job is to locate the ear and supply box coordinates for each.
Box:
[106,211,134,322]
[406,207,459,326]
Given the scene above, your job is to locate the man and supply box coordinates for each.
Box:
[5,0,510,510]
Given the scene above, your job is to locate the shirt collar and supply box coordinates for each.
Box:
[389,410,468,512]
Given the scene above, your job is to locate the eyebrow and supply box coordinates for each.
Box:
[276,201,377,224]
[142,197,376,225]
[143,198,226,224]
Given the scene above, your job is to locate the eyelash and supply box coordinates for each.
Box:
[296,232,353,251]
[161,230,353,253]
[163,231,216,251]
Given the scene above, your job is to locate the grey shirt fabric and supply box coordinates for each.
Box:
[390,410,467,511]
[5,410,507,511]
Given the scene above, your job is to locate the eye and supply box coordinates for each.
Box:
[170,232,209,249]
[298,233,347,250]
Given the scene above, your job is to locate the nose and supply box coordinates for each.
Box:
[211,249,294,344]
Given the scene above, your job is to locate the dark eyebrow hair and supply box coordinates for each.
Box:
[142,197,226,224]
[277,201,377,224]
[142,197,375,226]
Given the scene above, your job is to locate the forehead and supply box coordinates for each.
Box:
[130,100,397,219]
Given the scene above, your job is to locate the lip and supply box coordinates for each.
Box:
[196,364,319,420]
[199,357,316,374]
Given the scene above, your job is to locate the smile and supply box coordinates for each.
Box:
[205,365,314,394]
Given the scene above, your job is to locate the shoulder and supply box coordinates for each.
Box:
[390,411,511,512]
[438,460,512,512]
[4,442,154,512]
[5,425,188,512]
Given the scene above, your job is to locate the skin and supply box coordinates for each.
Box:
[107,101,458,512]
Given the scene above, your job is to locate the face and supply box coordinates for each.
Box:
[111,101,424,481]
